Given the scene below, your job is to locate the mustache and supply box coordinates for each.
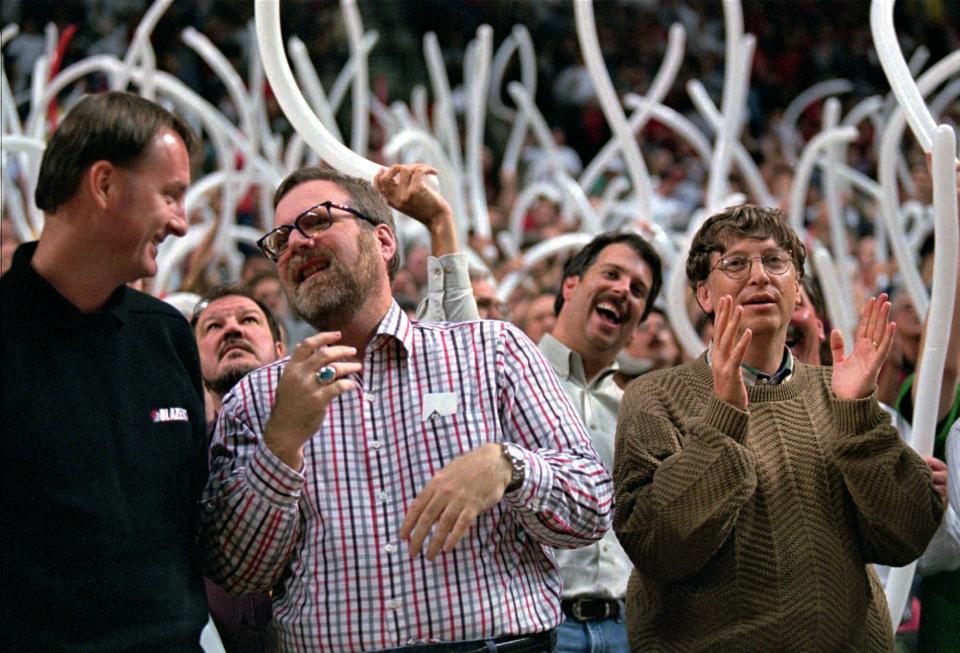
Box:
[218,336,256,359]
[597,292,627,311]
[289,246,336,282]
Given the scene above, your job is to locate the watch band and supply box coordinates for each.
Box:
[500,443,525,492]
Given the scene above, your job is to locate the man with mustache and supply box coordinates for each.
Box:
[536,232,662,653]
[193,285,287,419]
[613,204,943,651]
[0,92,208,650]
[201,165,611,652]
[191,285,286,653]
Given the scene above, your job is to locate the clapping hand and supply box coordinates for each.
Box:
[830,293,896,400]
[711,296,752,411]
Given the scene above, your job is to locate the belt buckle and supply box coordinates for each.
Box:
[570,599,587,621]
[571,599,591,621]
[571,598,614,621]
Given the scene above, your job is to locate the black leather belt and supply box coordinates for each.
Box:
[561,597,621,621]
[375,630,555,653]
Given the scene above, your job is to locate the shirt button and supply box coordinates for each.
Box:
[378,491,389,502]
[370,440,382,450]
[364,393,376,403]
[386,598,401,609]
[384,543,397,553]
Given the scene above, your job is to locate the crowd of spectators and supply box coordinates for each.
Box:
[2,2,957,378]
[2,2,957,380]
[1,3,958,649]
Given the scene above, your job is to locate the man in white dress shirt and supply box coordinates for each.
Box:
[537,232,662,653]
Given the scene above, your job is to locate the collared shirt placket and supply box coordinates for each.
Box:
[364,336,409,648]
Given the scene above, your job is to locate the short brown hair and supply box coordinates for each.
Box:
[272,166,401,281]
[686,204,805,289]
[35,91,197,213]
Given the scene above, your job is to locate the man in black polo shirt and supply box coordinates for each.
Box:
[0,92,208,651]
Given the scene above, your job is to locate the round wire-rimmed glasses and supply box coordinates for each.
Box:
[710,250,793,280]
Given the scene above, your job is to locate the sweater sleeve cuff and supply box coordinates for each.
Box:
[245,441,304,506]
[832,395,887,436]
[701,395,750,443]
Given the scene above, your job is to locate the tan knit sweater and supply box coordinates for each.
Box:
[613,355,944,652]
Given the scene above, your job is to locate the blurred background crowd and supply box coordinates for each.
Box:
[2,2,959,650]
[2,0,957,404]
[0,2,955,387]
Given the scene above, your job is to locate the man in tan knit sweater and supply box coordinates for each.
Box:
[613,205,944,652]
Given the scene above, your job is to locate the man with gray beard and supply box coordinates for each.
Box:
[201,165,612,652]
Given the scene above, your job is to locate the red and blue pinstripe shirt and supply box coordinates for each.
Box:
[201,302,613,652]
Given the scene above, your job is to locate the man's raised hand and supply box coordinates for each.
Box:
[263,331,361,469]
[830,293,896,400]
[711,295,752,411]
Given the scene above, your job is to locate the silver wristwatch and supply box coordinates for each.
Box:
[500,442,526,492]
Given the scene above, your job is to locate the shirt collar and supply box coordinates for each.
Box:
[369,300,415,354]
[7,241,130,328]
[538,333,618,385]
[706,341,794,386]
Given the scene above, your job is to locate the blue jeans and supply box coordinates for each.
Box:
[555,610,629,653]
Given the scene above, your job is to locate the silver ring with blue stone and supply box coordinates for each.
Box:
[315,365,337,385]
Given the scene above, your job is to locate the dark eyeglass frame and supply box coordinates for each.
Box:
[257,201,379,261]
[710,250,793,280]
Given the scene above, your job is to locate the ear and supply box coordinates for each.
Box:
[561,275,580,304]
[695,282,714,315]
[275,341,287,358]
[86,161,116,211]
[373,224,397,265]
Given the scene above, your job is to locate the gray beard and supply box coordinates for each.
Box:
[290,238,379,331]
[291,272,360,331]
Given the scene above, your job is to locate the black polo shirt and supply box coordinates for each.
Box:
[1,243,208,652]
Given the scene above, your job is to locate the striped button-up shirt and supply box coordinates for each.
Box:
[201,302,612,652]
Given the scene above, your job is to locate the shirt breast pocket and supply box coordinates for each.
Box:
[418,390,490,463]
